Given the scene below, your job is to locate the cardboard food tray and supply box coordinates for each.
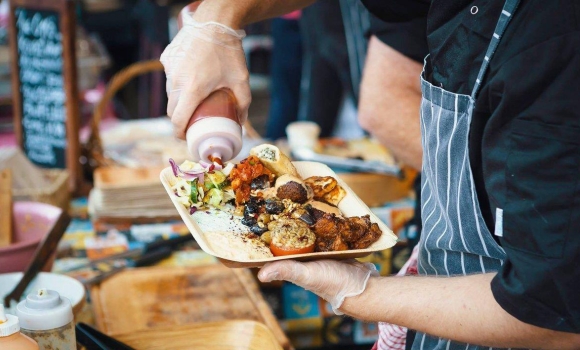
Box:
[160,161,398,268]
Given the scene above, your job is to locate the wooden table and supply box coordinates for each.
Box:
[91,265,292,350]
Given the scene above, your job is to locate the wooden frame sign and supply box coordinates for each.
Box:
[9,0,80,191]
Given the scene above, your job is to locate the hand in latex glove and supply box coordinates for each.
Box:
[160,10,251,139]
[258,259,379,314]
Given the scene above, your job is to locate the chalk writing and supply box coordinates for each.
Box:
[16,8,66,168]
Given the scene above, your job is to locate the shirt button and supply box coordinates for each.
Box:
[471,6,479,14]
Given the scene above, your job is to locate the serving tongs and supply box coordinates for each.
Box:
[60,233,194,273]
[76,322,134,350]
[291,147,403,177]
[62,234,195,286]
[3,210,71,308]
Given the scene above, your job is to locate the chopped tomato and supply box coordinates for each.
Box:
[229,155,274,205]
[270,242,315,256]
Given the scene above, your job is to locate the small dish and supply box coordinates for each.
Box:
[160,161,398,268]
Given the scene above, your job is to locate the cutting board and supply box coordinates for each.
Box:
[91,265,292,350]
[114,320,282,350]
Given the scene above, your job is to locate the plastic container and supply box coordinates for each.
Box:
[286,121,321,151]
[0,305,39,350]
[16,289,76,350]
[186,89,243,163]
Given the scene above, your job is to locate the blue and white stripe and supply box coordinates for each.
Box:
[412,0,520,349]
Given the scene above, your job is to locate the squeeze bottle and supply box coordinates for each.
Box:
[0,305,39,350]
[16,289,76,350]
[186,89,243,163]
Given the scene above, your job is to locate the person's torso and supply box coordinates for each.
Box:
[425,0,580,233]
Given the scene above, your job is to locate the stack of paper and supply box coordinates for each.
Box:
[88,166,178,221]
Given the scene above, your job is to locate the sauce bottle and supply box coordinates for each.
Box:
[0,305,39,350]
[186,89,243,163]
[16,289,76,350]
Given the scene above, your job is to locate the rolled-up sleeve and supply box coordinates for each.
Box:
[486,34,580,333]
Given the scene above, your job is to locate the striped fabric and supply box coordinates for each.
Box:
[411,1,521,349]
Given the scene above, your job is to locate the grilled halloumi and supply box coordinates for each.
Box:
[304,176,337,197]
[322,185,346,206]
[304,176,345,206]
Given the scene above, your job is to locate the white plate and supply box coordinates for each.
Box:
[0,272,86,315]
[160,161,398,268]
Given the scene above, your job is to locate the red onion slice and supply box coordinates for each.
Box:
[169,158,180,177]
[169,158,205,178]
[169,158,219,183]
[182,168,205,175]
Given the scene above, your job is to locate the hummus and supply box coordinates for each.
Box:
[192,208,273,260]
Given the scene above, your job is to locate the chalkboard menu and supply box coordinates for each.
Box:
[15,8,66,168]
[9,0,80,191]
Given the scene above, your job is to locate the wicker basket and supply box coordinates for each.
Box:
[83,60,260,169]
[13,169,70,211]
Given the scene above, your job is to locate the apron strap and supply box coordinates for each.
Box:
[471,0,521,99]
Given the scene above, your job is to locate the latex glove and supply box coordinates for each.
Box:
[160,10,251,139]
[258,259,379,315]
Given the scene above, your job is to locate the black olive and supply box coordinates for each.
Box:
[251,174,271,190]
[265,198,285,214]
[248,195,264,206]
[226,198,235,206]
[250,225,268,235]
[241,216,257,227]
[244,201,260,215]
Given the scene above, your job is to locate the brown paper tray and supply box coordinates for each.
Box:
[160,161,398,268]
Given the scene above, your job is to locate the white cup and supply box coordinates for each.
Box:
[286,121,321,151]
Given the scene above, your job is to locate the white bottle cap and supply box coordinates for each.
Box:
[0,305,20,337]
[186,117,243,162]
[16,289,73,331]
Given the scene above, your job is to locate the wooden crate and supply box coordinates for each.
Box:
[13,169,70,211]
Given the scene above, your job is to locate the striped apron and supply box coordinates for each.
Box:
[414,0,520,349]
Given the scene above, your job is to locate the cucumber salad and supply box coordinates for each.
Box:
[169,159,235,214]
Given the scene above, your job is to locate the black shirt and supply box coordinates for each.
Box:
[361,0,580,334]
[367,14,429,63]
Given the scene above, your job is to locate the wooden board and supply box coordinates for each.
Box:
[114,320,282,350]
[9,0,81,192]
[90,265,292,350]
[160,161,399,268]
